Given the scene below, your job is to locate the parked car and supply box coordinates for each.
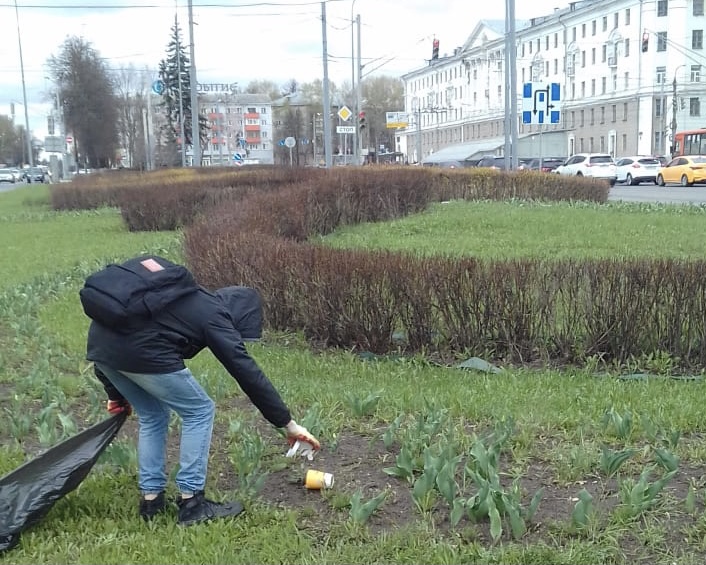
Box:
[523,157,565,172]
[614,156,661,185]
[25,166,48,183]
[0,168,16,183]
[474,155,506,169]
[553,153,617,185]
[656,155,706,187]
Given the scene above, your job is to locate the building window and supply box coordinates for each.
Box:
[582,23,586,38]
[657,32,667,51]
[572,27,577,42]
[622,133,627,151]
[625,38,630,57]
[657,66,666,84]
[554,59,558,74]
[591,79,596,96]
[692,65,702,82]
[580,109,585,126]
[602,77,607,94]
[601,106,605,123]
[581,81,586,97]
[614,12,619,28]
[570,110,575,128]
[655,97,664,117]
[657,0,668,17]
[571,82,576,99]
[600,136,605,152]
[624,72,630,89]
[625,8,631,25]
[696,0,705,16]
[582,51,586,67]
[612,104,617,122]
[623,102,628,120]
[554,33,558,48]
[602,45,606,62]
[592,20,597,36]
[589,137,594,152]
[603,16,608,31]
[690,97,701,116]
[693,30,704,50]
[613,73,618,91]
[592,48,596,64]
[590,108,595,125]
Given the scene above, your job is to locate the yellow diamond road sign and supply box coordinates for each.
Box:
[337,105,352,121]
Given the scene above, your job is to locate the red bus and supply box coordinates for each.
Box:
[673,128,706,157]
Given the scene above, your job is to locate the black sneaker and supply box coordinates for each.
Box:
[139,492,166,521]
[177,491,244,526]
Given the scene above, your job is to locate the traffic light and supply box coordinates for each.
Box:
[47,115,55,135]
[432,38,439,60]
[359,111,366,132]
[642,31,649,52]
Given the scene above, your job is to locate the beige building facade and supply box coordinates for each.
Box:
[399,0,706,164]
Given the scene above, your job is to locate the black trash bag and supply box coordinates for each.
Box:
[0,412,127,553]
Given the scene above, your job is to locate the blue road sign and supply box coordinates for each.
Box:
[151,80,165,95]
[522,82,561,125]
[233,153,243,161]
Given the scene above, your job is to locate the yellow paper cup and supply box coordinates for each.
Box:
[305,469,334,489]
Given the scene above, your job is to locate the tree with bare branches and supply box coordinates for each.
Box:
[47,36,120,170]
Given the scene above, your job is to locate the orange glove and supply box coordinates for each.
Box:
[107,399,132,416]
[284,420,320,451]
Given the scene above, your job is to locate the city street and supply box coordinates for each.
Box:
[608,184,706,205]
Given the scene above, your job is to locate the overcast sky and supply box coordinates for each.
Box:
[0,0,568,138]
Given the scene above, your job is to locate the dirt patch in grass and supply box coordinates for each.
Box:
[4,397,706,563]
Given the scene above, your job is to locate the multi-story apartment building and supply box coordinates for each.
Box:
[399,0,706,164]
[196,93,274,165]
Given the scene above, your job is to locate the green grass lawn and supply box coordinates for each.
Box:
[317,199,706,260]
[2,185,706,565]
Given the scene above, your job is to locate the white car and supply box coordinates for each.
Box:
[0,168,16,184]
[554,153,617,186]
[614,156,661,185]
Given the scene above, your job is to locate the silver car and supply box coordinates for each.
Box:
[614,156,661,185]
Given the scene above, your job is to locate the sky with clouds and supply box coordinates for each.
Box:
[0,0,568,138]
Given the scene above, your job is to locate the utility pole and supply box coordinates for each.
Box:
[351,3,358,165]
[14,0,33,167]
[415,106,422,163]
[188,0,200,167]
[670,76,678,155]
[356,13,362,163]
[321,2,333,168]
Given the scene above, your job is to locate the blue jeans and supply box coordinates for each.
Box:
[95,363,215,496]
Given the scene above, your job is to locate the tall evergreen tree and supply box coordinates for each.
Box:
[157,18,208,166]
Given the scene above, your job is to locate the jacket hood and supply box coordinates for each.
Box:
[214,286,263,340]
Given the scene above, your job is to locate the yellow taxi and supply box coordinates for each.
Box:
[656,155,706,187]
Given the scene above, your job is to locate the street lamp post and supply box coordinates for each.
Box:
[14,0,33,167]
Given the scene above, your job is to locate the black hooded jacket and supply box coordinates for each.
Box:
[87,285,291,428]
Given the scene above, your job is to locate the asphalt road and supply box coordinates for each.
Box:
[608,183,706,205]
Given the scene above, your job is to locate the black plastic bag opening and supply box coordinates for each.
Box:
[0,412,127,553]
